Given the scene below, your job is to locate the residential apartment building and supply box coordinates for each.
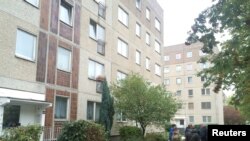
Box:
[163,43,224,128]
[0,0,163,138]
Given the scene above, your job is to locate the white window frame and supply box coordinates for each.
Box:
[118,7,129,27]
[155,40,161,54]
[146,32,150,45]
[202,88,210,95]
[186,64,193,71]
[199,50,206,56]
[15,29,37,61]
[116,111,127,122]
[176,90,181,96]
[88,60,104,80]
[188,89,193,97]
[176,78,182,84]
[117,39,128,58]
[25,0,39,7]
[187,52,192,58]
[155,64,161,76]
[55,96,69,120]
[202,116,212,123]
[89,19,105,41]
[135,22,141,37]
[188,102,194,109]
[164,56,170,61]
[155,18,161,31]
[189,116,194,123]
[135,0,141,10]
[176,65,182,72]
[95,0,105,5]
[146,8,150,20]
[164,67,170,73]
[60,0,73,26]
[176,53,181,60]
[87,101,101,121]
[146,57,150,70]
[135,50,141,65]
[57,47,72,72]
[201,102,211,109]
[188,76,192,83]
[164,79,170,85]
[117,71,127,81]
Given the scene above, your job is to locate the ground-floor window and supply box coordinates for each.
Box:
[3,105,21,128]
[87,101,101,121]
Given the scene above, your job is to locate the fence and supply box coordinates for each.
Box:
[42,126,62,141]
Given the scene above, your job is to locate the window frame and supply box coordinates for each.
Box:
[117,38,128,58]
[189,116,194,123]
[176,65,182,72]
[146,8,150,21]
[155,63,161,76]
[57,47,72,72]
[187,52,192,58]
[135,22,141,37]
[87,101,101,121]
[146,32,150,46]
[176,90,181,96]
[135,50,141,65]
[188,76,192,84]
[60,0,73,26]
[188,89,193,97]
[145,57,150,71]
[201,102,211,109]
[155,18,161,31]
[135,0,141,10]
[25,0,39,7]
[15,29,37,62]
[88,59,105,80]
[89,19,105,41]
[176,53,181,60]
[188,102,194,110]
[164,79,170,85]
[118,6,129,27]
[154,40,161,54]
[54,96,69,120]
[176,78,182,84]
[117,71,127,81]
[202,116,212,123]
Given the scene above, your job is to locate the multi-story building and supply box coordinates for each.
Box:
[0,0,163,138]
[163,43,224,128]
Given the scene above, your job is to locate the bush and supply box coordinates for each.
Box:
[119,126,142,141]
[1,125,42,141]
[57,120,107,141]
[145,132,166,141]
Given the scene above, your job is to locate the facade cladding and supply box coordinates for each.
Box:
[0,0,163,137]
[163,43,224,128]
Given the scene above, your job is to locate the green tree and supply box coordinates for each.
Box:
[186,0,250,119]
[111,74,178,135]
[99,79,115,137]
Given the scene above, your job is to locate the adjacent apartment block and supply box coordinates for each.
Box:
[0,0,163,138]
[163,43,224,128]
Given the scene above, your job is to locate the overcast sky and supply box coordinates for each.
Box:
[157,0,212,46]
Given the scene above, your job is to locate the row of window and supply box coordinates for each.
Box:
[188,116,212,123]
[119,1,161,32]
[164,50,207,61]
[163,63,209,74]
[185,102,211,110]
[164,76,207,85]
[174,88,211,97]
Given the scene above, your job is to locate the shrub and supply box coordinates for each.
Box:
[57,120,107,141]
[1,125,42,141]
[119,126,142,141]
[145,132,166,141]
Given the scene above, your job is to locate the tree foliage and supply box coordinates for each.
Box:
[186,0,250,120]
[111,74,178,135]
[99,79,115,136]
[224,106,246,125]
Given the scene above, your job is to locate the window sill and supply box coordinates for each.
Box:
[24,0,39,9]
[57,68,71,73]
[118,20,129,28]
[117,53,128,60]
[15,54,36,63]
[60,20,73,28]
[54,119,68,122]
[116,121,128,123]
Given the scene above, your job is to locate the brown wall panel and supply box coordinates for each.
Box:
[59,22,73,41]
[74,4,81,44]
[47,35,57,84]
[50,0,59,34]
[45,88,55,126]
[71,47,79,89]
[40,0,50,30]
[56,70,71,87]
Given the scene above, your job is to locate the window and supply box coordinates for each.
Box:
[176,78,182,84]
[187,52,192,58]
[60,0,72,25]
[155,64,161,76]
[15,29,36,61]
[200,63,209,69]
[146,8,150,20]
[164,56,170,61]
[202,116,212,123]
[136,0,141,10]
[155,40,161,53]
[201,102,211,109]
[164,67,170,73]
[116,111,127,122]
[201,76,206,82]
[146,32,150,45]
[199,50,206,56]
[188,76,192,83]
[3,105,20,128]
[57,47,71,72]
[164,79,170,85]
[87,101,101,121]
[88,60,104,80]
[188,89,193,97]
[176,54,181,59]
[202,88,210,95]
[118,7,128,27]
[155,18,161,31]
[117,71,127,81]
[89,19,105,41]
[25,0,39,7]
[98,2,106,19]
[189,116,194,123]
[95,0,105,4]
[176,65,182,72]
[146,57,150,70]
[188,102,194,109]
[135,50,141,65]
[180,119,184,125]
[136,22,141,37]
[176,90,181,96]
[117,39,128,57]
[186,64,193,71]
[55,96,68,119]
